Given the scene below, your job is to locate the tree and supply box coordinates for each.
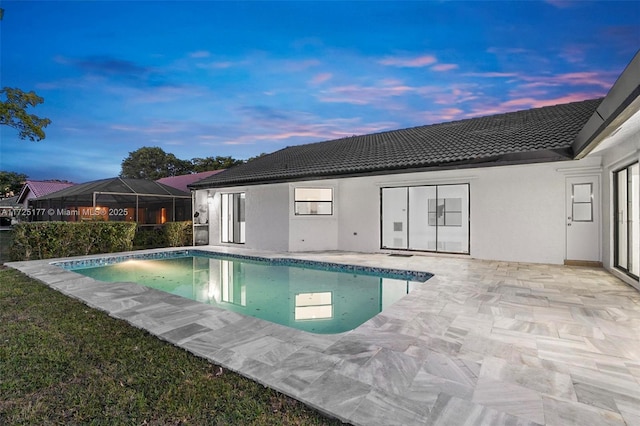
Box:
[191,156,244,172]
[0,171,27,198]
[120,147,193,180]
[0,87,52,141]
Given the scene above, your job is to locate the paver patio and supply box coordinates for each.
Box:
[7,247,640,425]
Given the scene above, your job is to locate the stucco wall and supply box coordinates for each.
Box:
[245,184,289,251]
[286,158,602,264]
[470,162,569,264]
[201,152,634,267]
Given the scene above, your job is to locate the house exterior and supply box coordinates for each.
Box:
[190,52,640,291]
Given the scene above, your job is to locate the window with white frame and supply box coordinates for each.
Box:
[294,188,333,215]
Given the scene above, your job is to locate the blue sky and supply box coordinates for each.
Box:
[1,1,639,183]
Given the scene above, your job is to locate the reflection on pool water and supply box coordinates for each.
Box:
[67,253,430,334]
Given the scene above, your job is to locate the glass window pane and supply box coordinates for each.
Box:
[630,164,639,276]
[409,186,437,250]
[436,184,470,253]
[573,203,592,222]
[221,194,229,242]
[382,187,408,249]
[295,201,332,215]
[573,183,592,203]
[617,170,628,269]
[295,188,332,201]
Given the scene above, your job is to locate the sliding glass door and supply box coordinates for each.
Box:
[381,184,469,253]
[615,163,639,278]
[221,193,245,244]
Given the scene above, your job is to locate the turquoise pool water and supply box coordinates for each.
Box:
[62,251,431,334]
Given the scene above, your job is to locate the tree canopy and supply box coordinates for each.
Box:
[0,87,52,142]
[120,147,249,179]
[191,156,244,172]
[0,171,27,198]
[120,147,192,180]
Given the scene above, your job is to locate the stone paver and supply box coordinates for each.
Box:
[7,247,640,425]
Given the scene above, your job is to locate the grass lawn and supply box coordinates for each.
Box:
[0,230,11,264]
[0,266,342,425]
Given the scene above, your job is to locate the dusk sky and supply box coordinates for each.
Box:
[1,1,639,183]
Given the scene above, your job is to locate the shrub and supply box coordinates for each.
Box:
[163,221,193,247]
[132,226,165,249]
[9,222,137,261]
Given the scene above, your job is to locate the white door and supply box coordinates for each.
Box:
[566,176,600,262]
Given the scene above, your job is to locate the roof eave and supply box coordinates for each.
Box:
[573,50,640,159]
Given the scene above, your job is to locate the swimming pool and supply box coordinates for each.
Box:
[55,250,432,334]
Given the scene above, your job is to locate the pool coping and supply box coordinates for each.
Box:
[8,246,437,424]
[53,248,433,282]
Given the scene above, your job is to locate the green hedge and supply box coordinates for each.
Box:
[133,221,193,249]
[164,221,193,247]
[10,222,137,261]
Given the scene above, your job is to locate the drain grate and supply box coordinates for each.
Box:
[388,254,413,257]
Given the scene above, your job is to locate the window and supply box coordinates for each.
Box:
[614,163,639,279]
[221,193,245,243]
[572,183,593,222]
[294,188,333,215]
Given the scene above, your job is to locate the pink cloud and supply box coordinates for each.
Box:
[433,86,479,105]
[521,71,614,89]
[431,63,459,72]
[379,55,437,68]
[422,108,466,123]
[318,83,415,105]
[221,119,395,146]
[310,73,333,85]
[463,72,519,78]
[558,45,589,64]
[505,93,602,108]
[466,92,604,117]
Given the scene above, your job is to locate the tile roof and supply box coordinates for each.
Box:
[156,170,224,193]
[191,98,603,189]
[18,180,76,203]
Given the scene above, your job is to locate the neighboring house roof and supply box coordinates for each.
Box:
[191,98,602,189]
[34,177,190,203]
[156,170,225,193]
[17,180,75,203]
